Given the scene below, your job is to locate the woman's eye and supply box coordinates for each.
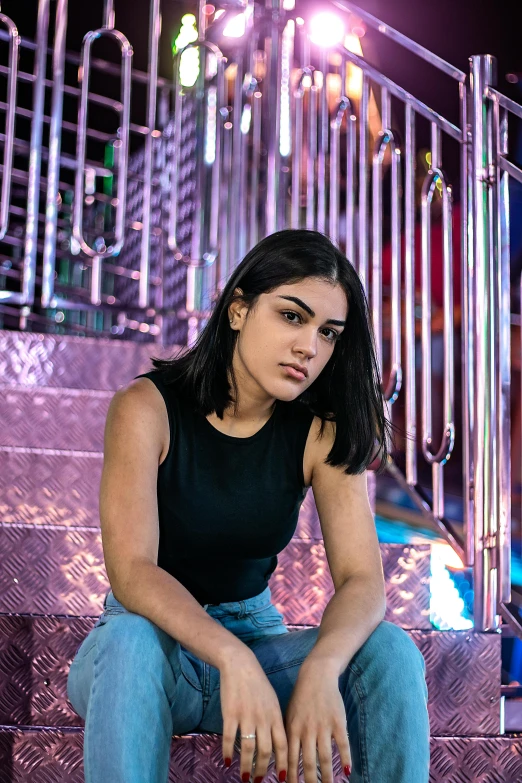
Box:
[281,312,339,342]
[282,311,301,323]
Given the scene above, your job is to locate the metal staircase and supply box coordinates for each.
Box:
[1,330,522,781]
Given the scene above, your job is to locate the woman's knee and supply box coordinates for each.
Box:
[67,612,180,716]
[359,620,426,675]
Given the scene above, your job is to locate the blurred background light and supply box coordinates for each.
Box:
[223,11,247,38]
[309,13,345,48]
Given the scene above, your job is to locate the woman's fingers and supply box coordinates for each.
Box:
[287,731,301,783]
[252,723,273,781]
[272,720,289,782]
[333,724,352,778]
[239,729,257,782]
[222,720,237,769]
[316,732,335,783]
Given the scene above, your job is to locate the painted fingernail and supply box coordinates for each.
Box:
[254,777,263,783]
[241,773,250,782]
[344,764,352,777]
[224,757,231,768]
[278,772,287,782]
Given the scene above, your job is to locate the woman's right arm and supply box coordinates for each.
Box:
[99,381,289,782]
[99,378,251,671]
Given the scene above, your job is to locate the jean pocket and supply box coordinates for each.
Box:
[247,603,285,629]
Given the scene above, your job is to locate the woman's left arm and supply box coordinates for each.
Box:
[284,420,387,783]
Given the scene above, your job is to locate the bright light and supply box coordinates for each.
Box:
[240,103,252,135]
[173,14,198,54]
[214,9,225,19]
[430,546,473,631]
[205,86,218,163]
[282,0,295,8]
[309,13,345,48]
[223,12,246,38]
[180,47,200,87]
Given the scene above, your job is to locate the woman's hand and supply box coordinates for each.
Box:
[284,660,352,783]
[219,650,288,782]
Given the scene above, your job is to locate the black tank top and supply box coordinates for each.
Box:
[134,369,316,605]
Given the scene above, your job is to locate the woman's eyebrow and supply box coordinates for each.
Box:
[276,295,346,326]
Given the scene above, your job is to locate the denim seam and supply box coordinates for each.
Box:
[181,667,203,692]
[263,657,308,676]
[83,636,102,779]
[347,661,371,783]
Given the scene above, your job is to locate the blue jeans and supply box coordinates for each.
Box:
[67,584,430,783]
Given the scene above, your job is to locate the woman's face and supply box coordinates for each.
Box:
[229,277,348,403]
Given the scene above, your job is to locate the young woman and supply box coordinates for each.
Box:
[67,229,430,783]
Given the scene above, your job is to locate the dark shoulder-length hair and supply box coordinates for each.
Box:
[150,228,397,475]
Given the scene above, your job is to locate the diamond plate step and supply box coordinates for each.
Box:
[0,614,501,735]
[0,386,111,452]
[0,524,430,627]
[0,726,520,783]
[0,329,178,391]
[0,453,377,532]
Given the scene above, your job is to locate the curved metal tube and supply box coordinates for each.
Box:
[291,66,313,229]
[0,12,19,241]
[306,84,317,230]
[357,74,369,292]
[372,128,402,404]
[168,40,224,268]
[420,167,455,467]
[72,27,133,258]
[22,0,50,306]
[329,94,351,246]
[41,0,67,308]
[139,0,161,309]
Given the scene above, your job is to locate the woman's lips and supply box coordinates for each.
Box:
[281,364,306,381]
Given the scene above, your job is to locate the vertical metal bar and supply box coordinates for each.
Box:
[329,97,350,247]
[291,73,307,229]
[210,59,225,260]
[103,0,115,29]
[265,10,282,235]
[344,79,356,263]
[461,78,474,566]
[168,56,183,253]
[494,100,511,606]
[139,0,161,308]
[278,19,293,231]
[420,168,455,519]
[372,133,385,376]
[0,12,19,241]
[229,52,244,266]
[249,91,262,247]
[222,119,233,277]
[404,102,417,486]
[41,0,68,309]
[22,0,51,306]
[358,74,369,294]
[316,49,328,234]
[381,86,390,130]
[306,84,317,230]
[470,54,499,631]
[387,139,402,406]
[431,121,441,169]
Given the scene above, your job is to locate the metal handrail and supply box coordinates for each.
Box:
[72,9,133,260]
[331,0,466,82]
[0,10,19,242]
